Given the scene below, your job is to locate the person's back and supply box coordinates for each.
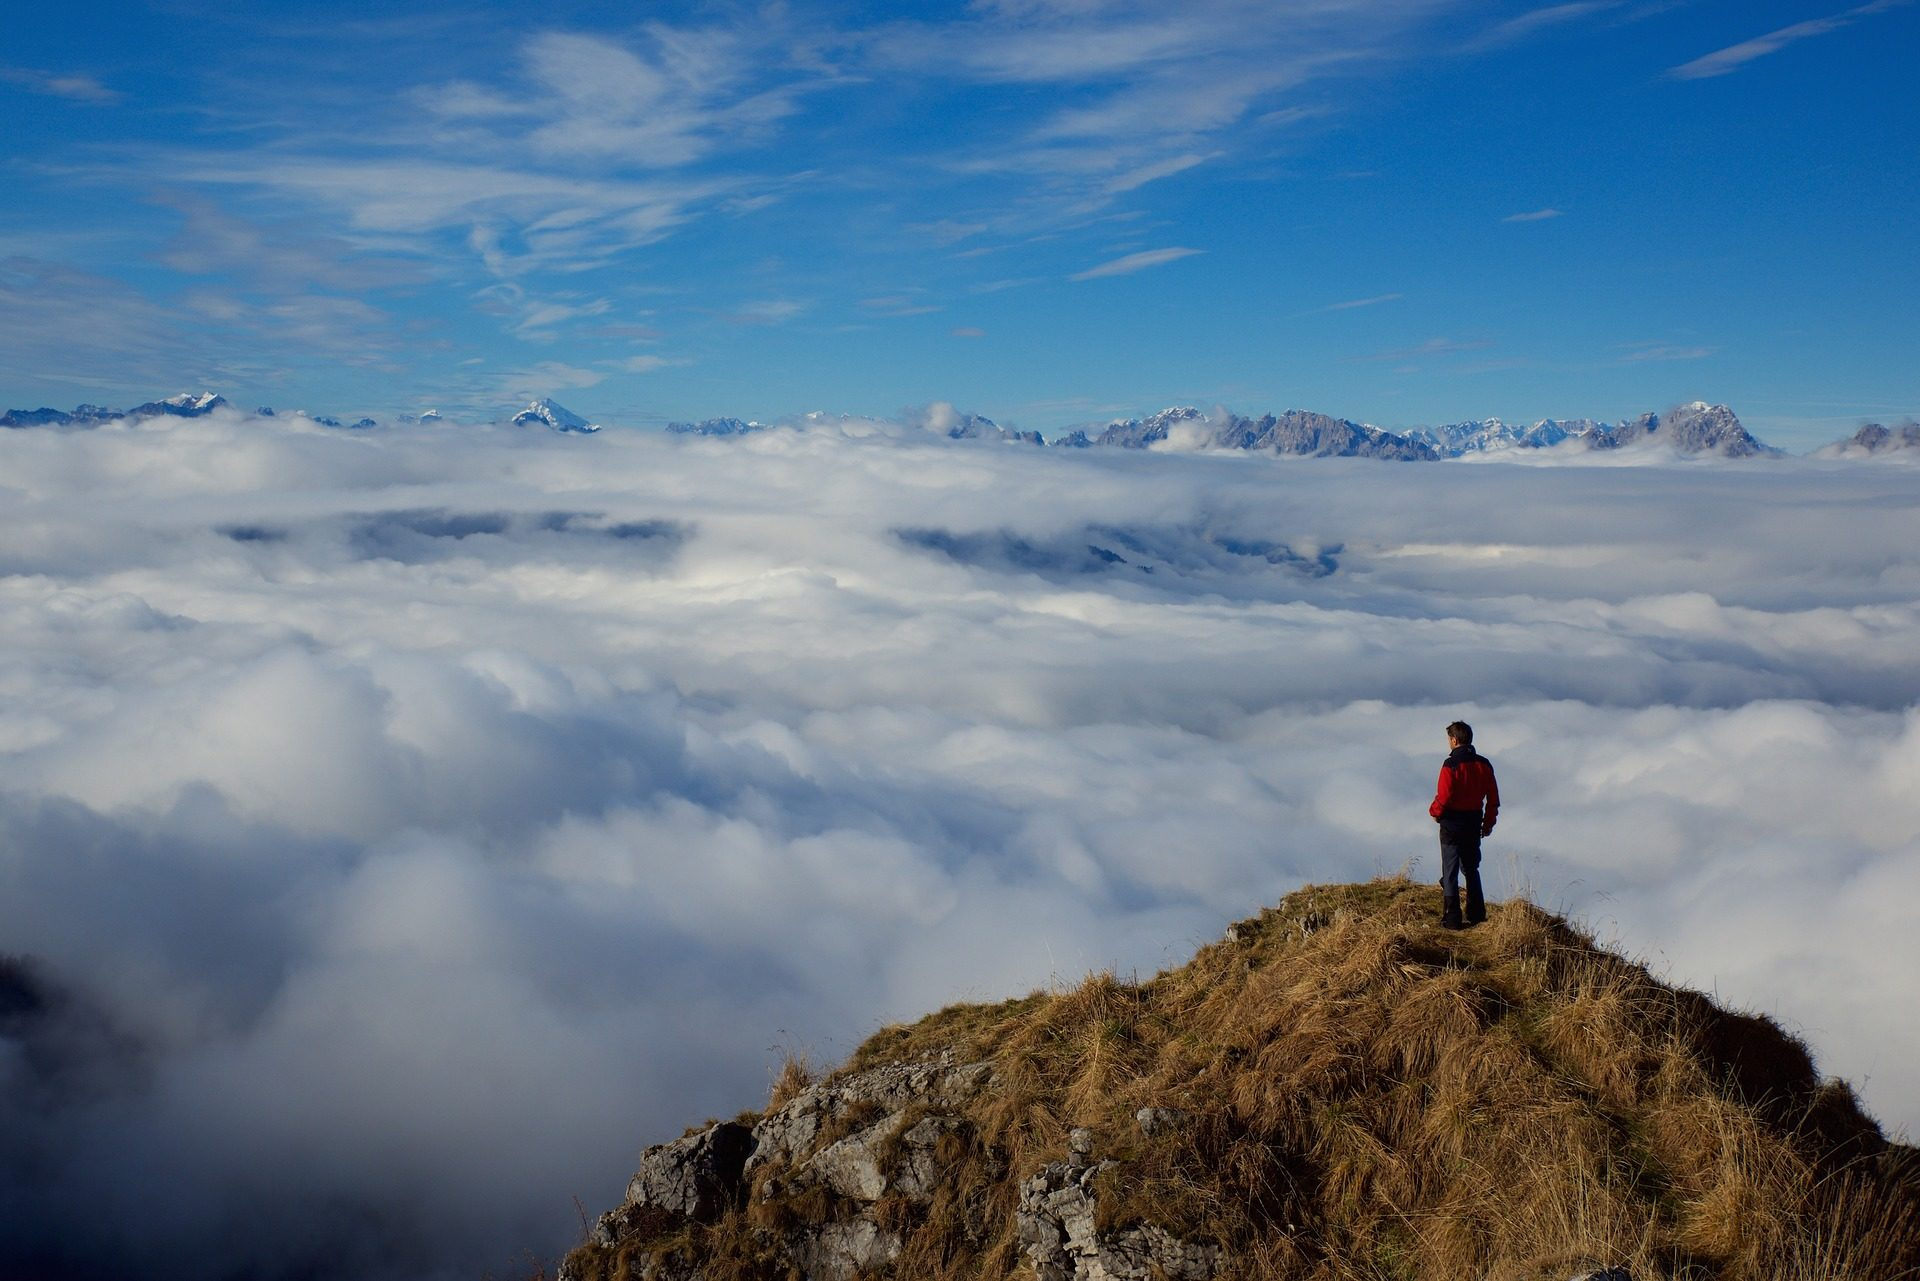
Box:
[1429,720,1499,928]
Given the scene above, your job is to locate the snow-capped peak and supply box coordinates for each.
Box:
[511,398,600,433]
[162,391,223,411]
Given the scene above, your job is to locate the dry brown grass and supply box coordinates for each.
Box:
[767,1050,815,1113]
[562,876,1920,1281]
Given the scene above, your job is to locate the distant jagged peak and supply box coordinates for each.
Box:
[1602,401,1775,457]
[512,397,601,433]
[1091,405,1435,459]
[1412,416,1598,453]
[1408,403,1773,458]
[666,416,767,437]
[1815,419,1920,459]
[906,402,1044,446]
[129,391,228,419]
[1091,405,1207,449]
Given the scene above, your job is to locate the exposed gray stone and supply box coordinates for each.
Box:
[806,1115,901,1202]
[786,1219,902,1281]
[890,1114,965,1203]
[587,1059,992,1280]
[624,1121,755,1224]
[1134,1107,1186,1137]
[746,1056,990,1176]
[1018,1158,1221,1281]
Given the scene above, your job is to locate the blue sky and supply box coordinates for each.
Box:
[2,0,1914,446]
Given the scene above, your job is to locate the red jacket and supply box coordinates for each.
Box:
[1430,745,1499,833]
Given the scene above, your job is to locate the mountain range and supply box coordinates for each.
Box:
[672,400,1785,459]
[6,393,1917,460]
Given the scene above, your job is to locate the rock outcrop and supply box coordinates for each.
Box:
[556,878,1920,1281]
[1017,1127,1221,1281]
[623,1122,756,1224]
[564,1056,995,1281]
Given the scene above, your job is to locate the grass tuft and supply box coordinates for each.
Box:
[562,876,1920,1281]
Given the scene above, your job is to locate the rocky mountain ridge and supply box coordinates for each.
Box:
[554,878,1919,1281]
[513,397,601,433]
[0,393,1894,458]
[642,401,1783,459]
[1815,420,1920,458]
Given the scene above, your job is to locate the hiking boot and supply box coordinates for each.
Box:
[1440,913,1464,931]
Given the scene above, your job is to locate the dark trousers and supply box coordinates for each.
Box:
[1438,815,1484,924]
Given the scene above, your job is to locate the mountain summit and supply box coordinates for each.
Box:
[512,398,601,433]
[557,878,1916,1281]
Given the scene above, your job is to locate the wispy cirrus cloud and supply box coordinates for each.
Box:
[426,29,815,167]
[1504,207,1565,222]
[167,155,730,278]
[1347,336,1493,363]
[1619,342,1715,363]
[125,22,820,292]
[1467,1,1623,50]
[0,64,120,104]
[153,192,427,295]
[861,293,942,318]
[1321,292,1404,312]
[471,284,623,343]
[871,0,1458,222]
[608,354,682,374]
[1667,0,1911,79]
[1103,152,1217,194]
[1070,247,1203,281]
[487,360,606,401]
[726,299,808,326]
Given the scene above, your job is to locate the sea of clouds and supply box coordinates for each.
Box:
[2,410,1917,1279]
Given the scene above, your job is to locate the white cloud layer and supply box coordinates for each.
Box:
[2,413,1918,1278]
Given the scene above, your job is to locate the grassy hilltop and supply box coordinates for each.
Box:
[560,878,1918,1281]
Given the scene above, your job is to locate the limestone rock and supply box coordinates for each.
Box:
[890,1115,964,1202]
[624,1121,755,1223]
[786,1220,903,1281]
[1134,1106,1186,1137]
[747,1056,990,1175]
[1018,1157,1221,1281]
[578,1057,991,1281]
[806,1117,897,1201]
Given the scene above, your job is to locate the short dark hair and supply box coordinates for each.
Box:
[1446,720,1473,745]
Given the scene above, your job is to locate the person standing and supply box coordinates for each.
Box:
[1429,721,1499,929]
